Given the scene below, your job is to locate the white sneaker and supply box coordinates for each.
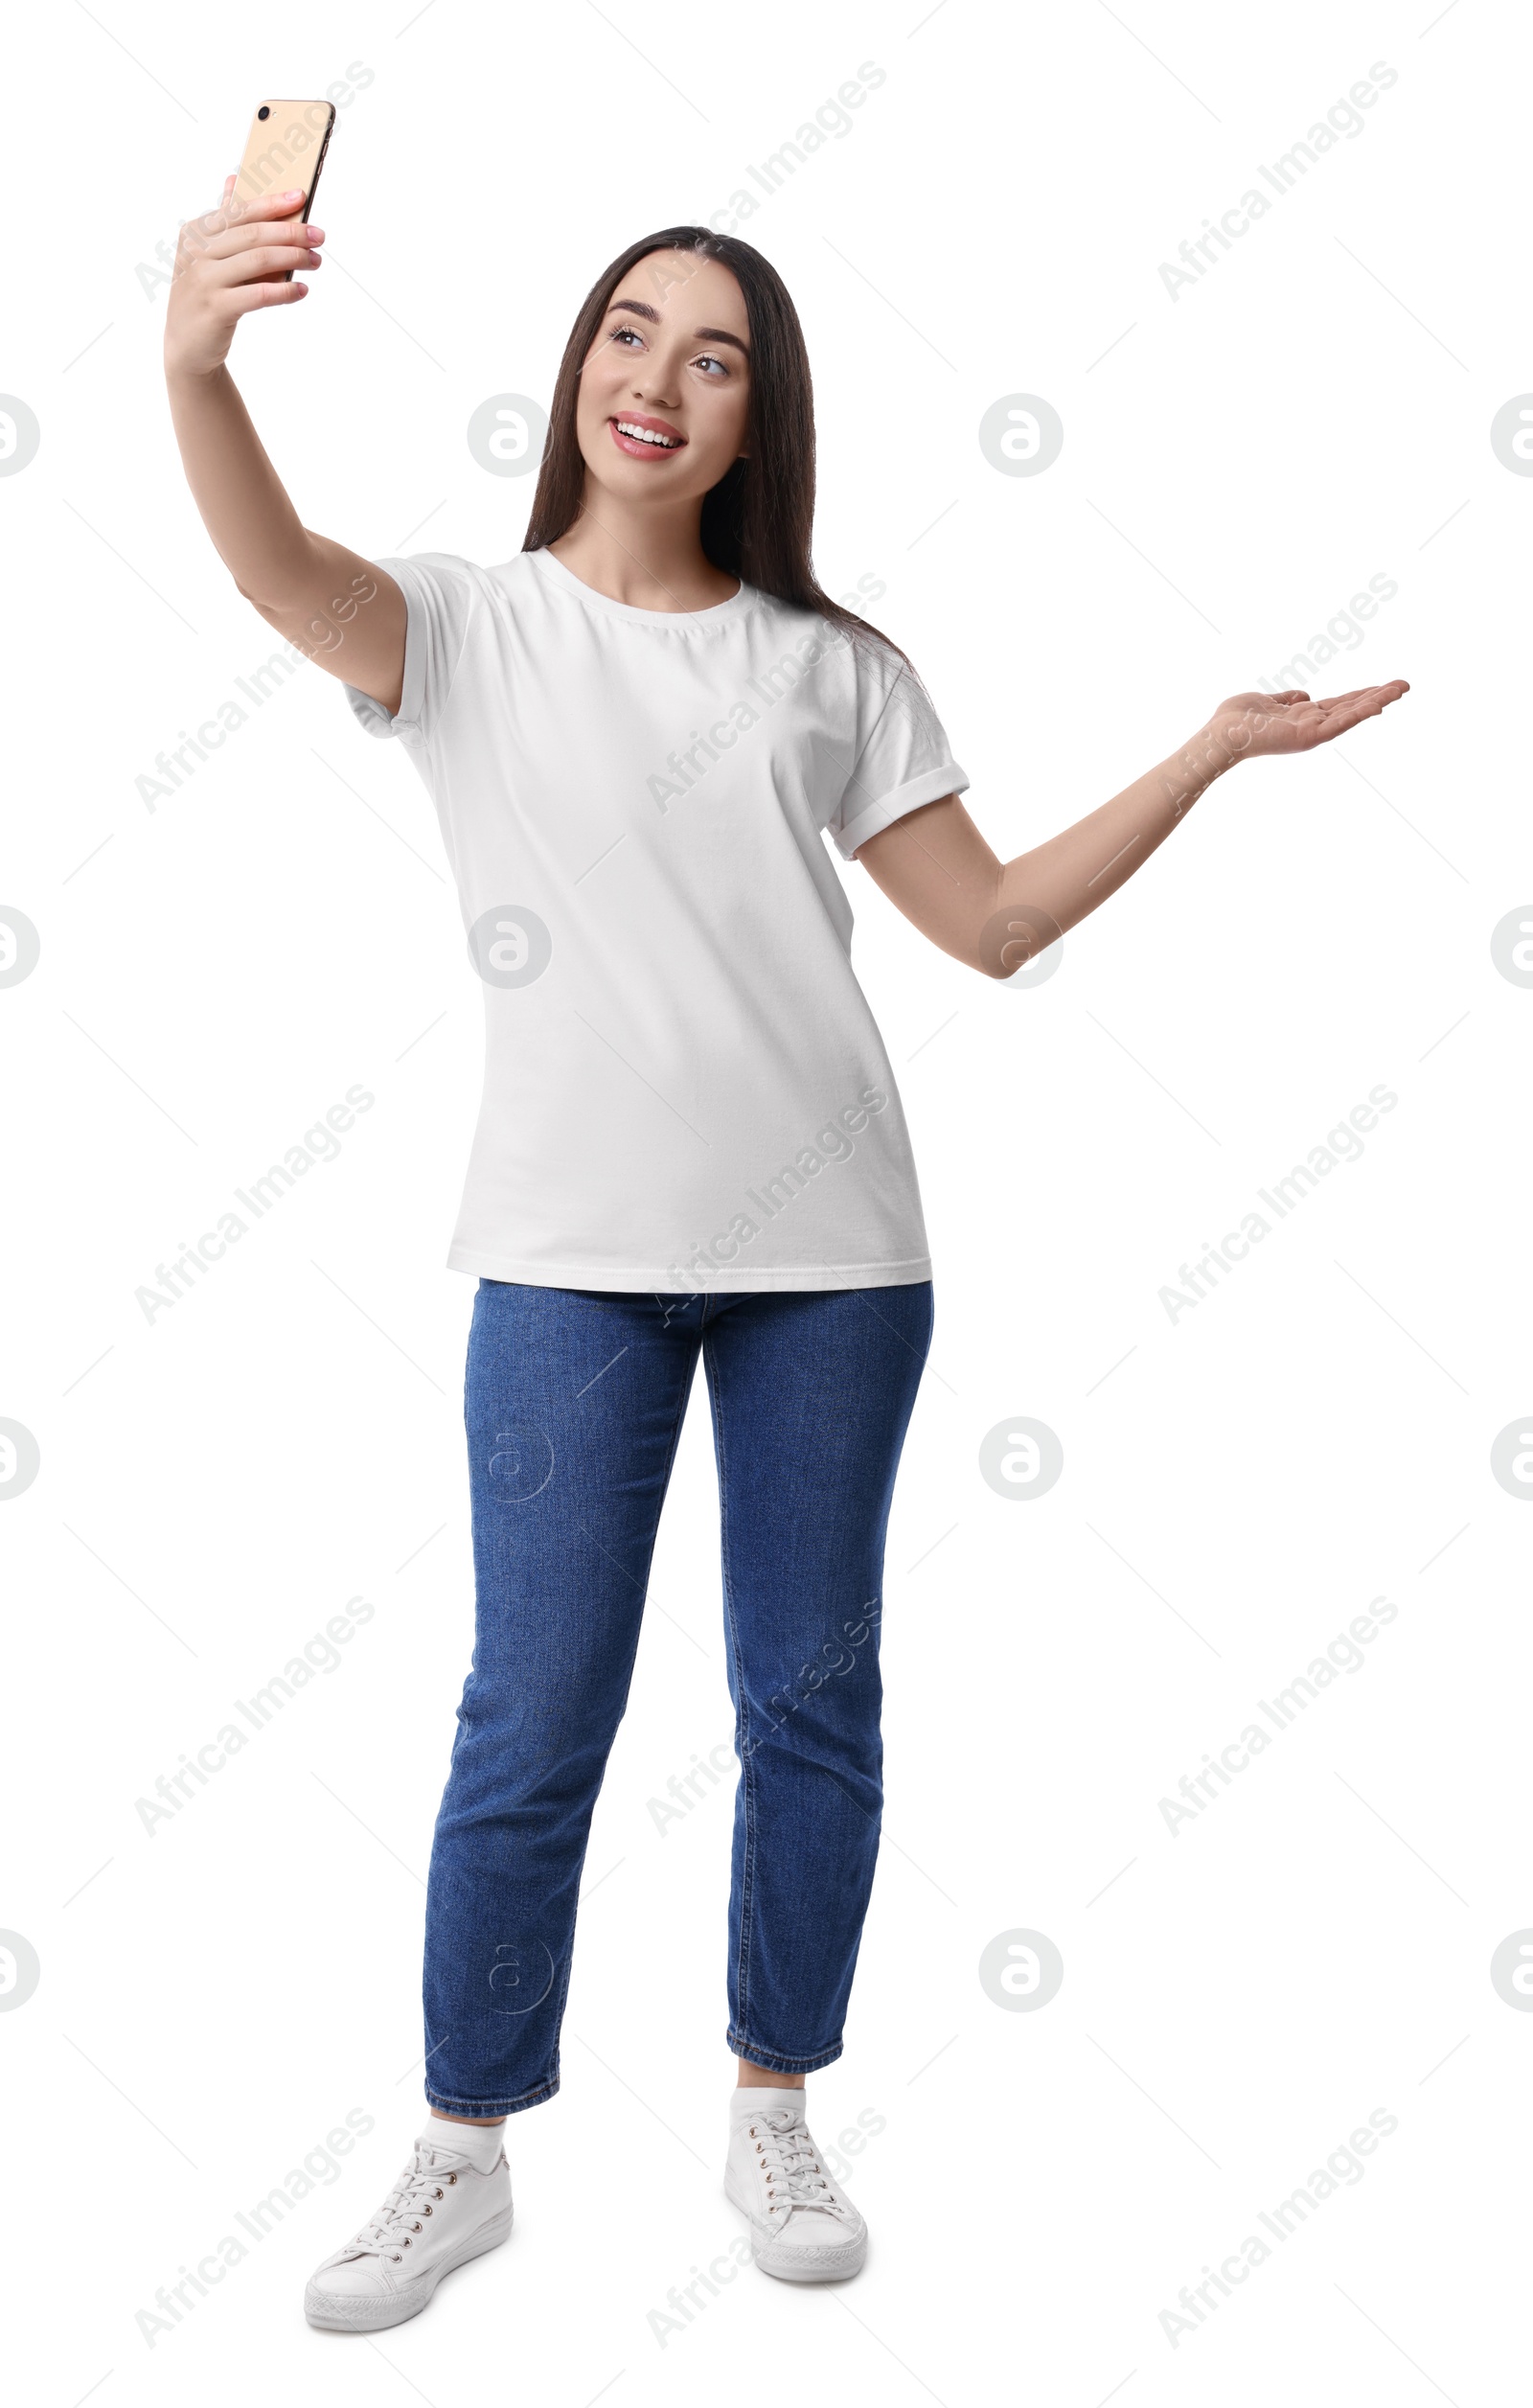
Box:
[725,2094,868,2282]
[305,2126,513,2331]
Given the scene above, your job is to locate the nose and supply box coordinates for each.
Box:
[630,352,679,407]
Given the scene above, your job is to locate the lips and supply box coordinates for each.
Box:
[609,413,686,459]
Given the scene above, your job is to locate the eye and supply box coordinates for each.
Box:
[610,325,644,350]
[694,352,731,377]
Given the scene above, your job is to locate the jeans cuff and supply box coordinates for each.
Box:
[727,2030,845,2075]
[424,2069,560,2118]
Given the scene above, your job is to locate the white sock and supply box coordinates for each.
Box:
[424,2114,504,2168]
[730,2085,807,2126]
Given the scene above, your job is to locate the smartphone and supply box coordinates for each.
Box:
[233,100,336,281]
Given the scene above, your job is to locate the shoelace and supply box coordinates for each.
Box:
[744,2108,848,2222]
[346,2144,475,2261]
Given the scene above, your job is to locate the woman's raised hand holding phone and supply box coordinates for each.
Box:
[163,180,324,381]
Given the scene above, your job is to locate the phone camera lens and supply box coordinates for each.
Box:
[257,104,270,121]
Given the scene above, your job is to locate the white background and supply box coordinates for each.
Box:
[4,2,1528,2401]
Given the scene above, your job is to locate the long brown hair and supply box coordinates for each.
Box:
[521,225,912,670]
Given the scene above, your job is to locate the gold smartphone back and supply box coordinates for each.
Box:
[234,101,336,278]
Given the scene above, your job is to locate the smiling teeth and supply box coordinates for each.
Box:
[616,420,680,447]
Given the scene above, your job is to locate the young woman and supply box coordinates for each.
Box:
[164,189,1407,2331]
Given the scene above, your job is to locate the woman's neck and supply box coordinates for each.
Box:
[547,500,739,613]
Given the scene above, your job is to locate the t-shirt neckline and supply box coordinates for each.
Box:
[529,543,755,627]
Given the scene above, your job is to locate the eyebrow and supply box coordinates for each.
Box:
[605,297,749,356]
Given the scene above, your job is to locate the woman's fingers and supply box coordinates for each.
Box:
[203,216,324,262]
[1270,680,1407,746]
[1316,688,1399,736]
[222,278,309,316]
[1312,681,1407,716]
[195,189,323,261]
[1231,677,1407,752]
[205,242,323,286]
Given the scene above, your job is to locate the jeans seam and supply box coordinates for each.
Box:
[651,1327,698,1526]
[705,1320,756,2051]
[538,1944,580,2093]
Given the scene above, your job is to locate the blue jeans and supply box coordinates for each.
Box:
[421,1278,934,2117]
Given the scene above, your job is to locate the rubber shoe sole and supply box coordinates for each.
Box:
[724,2167,867,2282]
[304,2203,514,2331]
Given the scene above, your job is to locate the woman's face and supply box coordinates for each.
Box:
[574,248,751,509]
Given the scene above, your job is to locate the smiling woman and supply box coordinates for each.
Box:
[160,195,1409,2336]
[520,225,914,642]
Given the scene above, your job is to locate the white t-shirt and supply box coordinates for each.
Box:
[343,546,968,1292]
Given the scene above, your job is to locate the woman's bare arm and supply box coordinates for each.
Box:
[856,683,1410,977]
[163,175,405,712]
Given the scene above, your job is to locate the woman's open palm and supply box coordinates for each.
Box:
[1211,681,1409,760]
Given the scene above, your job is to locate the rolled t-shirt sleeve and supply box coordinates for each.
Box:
[827,641,969,861]
[342,553,479,744]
